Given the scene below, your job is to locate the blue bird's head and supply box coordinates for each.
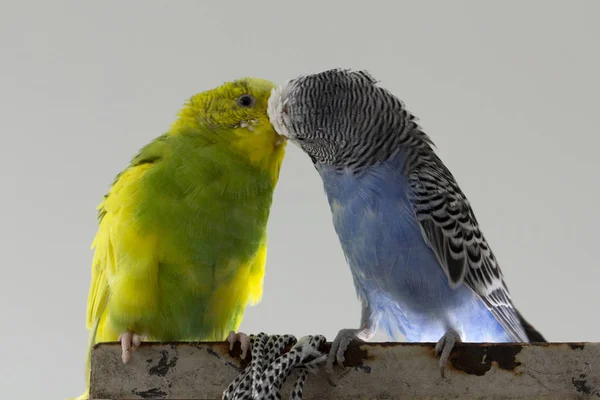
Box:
[267,68,430,171]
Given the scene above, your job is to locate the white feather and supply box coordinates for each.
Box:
[267,81,296,139]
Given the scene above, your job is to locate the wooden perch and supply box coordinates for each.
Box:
[89,340,600,399]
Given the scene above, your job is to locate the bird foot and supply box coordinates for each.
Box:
[118,331,145,364]
[434,328,462,378]
[227,330,251,359]
[325,328,364,385]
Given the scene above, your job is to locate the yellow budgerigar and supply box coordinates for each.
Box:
[72,78,286,399]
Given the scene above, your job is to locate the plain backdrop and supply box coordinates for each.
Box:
[1,1,598,398]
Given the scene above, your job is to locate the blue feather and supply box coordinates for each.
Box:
[317,151,512,343]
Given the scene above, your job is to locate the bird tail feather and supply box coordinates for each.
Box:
[516,310,546,342]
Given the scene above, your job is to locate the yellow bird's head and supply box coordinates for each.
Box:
[170,77,287,177]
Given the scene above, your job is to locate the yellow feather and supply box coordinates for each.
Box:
[169,77,285,184]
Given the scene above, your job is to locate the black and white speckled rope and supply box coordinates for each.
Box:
[223,333,327,400]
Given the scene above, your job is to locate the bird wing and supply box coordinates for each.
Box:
[86,161,159,337]
[408,156,528,341]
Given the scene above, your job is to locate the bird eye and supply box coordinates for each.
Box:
[237,94,255,108]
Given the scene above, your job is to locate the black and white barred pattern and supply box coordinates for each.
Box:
[223,333,327,400]
[268,69,432,173]
[408,152,528,341]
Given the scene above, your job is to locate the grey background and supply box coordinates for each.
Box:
[1,1,598,398]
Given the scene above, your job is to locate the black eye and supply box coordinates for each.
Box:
[237,94,255,108]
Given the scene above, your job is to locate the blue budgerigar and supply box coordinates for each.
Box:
[267,69,545,376]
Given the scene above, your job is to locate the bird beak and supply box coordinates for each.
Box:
[268,83,294,142]
[275,134,287,147]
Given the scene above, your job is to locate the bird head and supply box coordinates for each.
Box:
[171,77,287,175]
[267,68,427,171]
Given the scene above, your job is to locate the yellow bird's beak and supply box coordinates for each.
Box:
[275,134,287,147]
